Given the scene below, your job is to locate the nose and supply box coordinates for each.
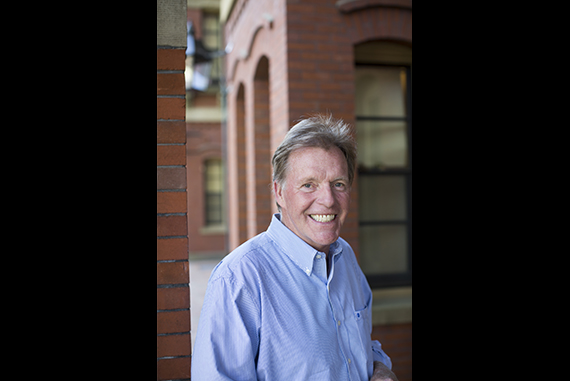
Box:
[317,184,335,208]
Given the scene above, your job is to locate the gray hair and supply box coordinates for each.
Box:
[272,114,357,209]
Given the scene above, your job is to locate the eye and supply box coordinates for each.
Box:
[302,183,312,188]
[334,182,346,189]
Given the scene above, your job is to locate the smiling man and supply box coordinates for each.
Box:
[273,145,350,278]
[192,114,398,381]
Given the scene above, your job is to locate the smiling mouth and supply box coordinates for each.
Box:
[309,214,337,223]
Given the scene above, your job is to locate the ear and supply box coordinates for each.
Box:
[273,181,285,208]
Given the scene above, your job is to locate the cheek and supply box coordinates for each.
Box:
[284,192,314,212]
[336,193,351,212]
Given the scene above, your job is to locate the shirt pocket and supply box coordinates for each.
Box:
[353,293,371,323]
[353,301,374,375]
[353,300,372,342]
[354,304,367,321]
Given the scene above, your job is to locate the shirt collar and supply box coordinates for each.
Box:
[266,213,343,276]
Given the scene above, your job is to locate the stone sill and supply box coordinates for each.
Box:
[372,286,412,325]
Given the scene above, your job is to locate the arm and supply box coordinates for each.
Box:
[371,361,399,381]
[191,276,260,380]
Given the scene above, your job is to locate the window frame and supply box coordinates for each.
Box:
[356,63,412,288]
[204,158,224,227]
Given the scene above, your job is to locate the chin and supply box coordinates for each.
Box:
[313,233,340,248]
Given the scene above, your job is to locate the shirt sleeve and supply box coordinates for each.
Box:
[371,340,393,369]
[351,247,393,371]
[191,275,260,380]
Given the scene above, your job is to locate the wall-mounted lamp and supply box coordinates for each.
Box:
[185,21,227,91]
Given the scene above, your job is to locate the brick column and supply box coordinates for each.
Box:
[157,1,190,379]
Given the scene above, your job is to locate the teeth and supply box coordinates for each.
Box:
[310,214,336,222]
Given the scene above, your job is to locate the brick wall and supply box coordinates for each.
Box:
[157,45,191,380]
[285,0,412,258]
[372,322,412,381]
[224,0,290,250]
[224,0,411,255]
[186,121,226,254]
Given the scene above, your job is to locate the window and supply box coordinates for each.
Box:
[202,11,221,88]
[204,158,223,226]
[355,42,412,288]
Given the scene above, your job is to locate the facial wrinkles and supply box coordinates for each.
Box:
[276,146,350,253]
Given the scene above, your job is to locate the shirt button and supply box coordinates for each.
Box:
[337,320,341,326]
[348,358,351,364]
[305,269,311,275]
[316,254,321,259]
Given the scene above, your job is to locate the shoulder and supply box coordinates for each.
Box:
[205,232,278,311]
[209,232,274,284]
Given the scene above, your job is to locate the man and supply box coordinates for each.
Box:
[192,114,398,381]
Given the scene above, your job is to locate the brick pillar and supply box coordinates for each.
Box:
[236,86,248,245]
[157,1,190,379]
[253,56,272,234]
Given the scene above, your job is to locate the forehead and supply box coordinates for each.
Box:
[286,146,348,182]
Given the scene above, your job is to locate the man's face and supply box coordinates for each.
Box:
[274,146,351,255]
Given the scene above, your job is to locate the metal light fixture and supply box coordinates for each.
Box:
[185,21,226,91]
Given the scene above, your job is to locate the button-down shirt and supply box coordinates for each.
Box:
[192,213,391,380]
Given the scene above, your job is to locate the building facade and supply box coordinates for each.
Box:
[157,0,412,379]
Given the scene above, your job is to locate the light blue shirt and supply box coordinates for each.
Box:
[192,213,391,380]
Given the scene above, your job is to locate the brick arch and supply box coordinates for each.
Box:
[226,18,285,249]
[228,22,271,83]
[344,6,412,46]
[235,83,248,245]
[251,55,272,235]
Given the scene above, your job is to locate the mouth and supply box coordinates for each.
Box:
[309,214,337,223]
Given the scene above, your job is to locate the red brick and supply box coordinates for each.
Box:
[157,73,185,95]
[157,237,188,261]
[287,3,317,13]
[157,98,185,120]
[157,145,186,166]
[288,41,315,52]
[372,322,412,381]
[157,191,187,214]
[157,121,186,143]
[157,287,189,310]
[157,49,185,71]
[157,261,189,285]
[157,310,190,334]
[157,167,186,190]
[157,215,187,237]
[157,334,191,357]
[157,357,191,380]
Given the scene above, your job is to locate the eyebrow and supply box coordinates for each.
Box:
[299,176,348,184]
[299,177,318,184]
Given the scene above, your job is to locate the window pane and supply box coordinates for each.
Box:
[202,13,220,50]
[206,194,222,224]
[359,225,407,275]
[359,175,406,222]
[355,67,406,117]
[205,159,223,225]
[206,160,222,192]
[203,13,221,83]
[357,120,408,169]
